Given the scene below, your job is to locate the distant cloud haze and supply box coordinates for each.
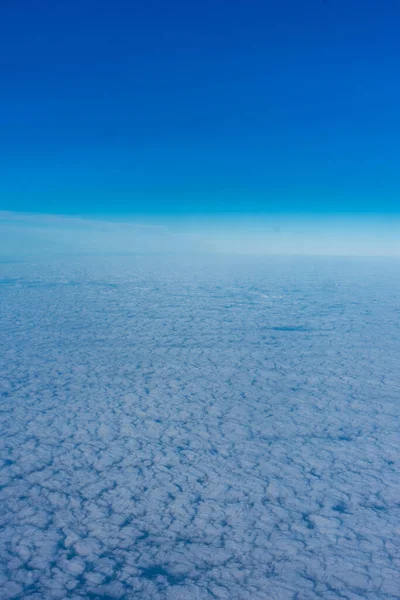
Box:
[1,211,399,257]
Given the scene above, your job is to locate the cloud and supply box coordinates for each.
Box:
[1,255,399,598]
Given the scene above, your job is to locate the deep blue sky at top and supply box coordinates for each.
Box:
[1,0,400,217]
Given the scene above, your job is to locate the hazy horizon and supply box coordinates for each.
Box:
[1,211,400,258]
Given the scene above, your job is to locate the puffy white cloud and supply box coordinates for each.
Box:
[1,256,399,598]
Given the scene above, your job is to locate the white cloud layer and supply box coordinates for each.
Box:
[1,256,400,598]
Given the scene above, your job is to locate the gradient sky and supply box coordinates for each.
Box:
[1,0,400,218]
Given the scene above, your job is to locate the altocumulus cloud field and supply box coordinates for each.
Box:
[1,256,400,599]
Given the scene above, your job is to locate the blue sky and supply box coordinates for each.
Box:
[1,0,400,218]
[1,1,400,256]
